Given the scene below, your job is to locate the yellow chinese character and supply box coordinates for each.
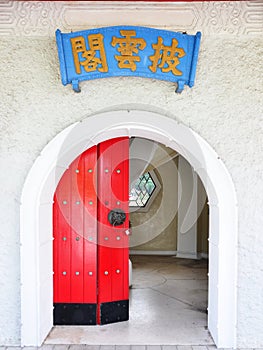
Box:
[111,30,146,71]
[149,37,185,76]
[71,34,108,74]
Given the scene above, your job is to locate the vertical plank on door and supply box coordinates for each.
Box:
[97,139,113,311]
[111,138,129,302]
[70,155,84,302]
[97,137,129,323]
[83,146,98,303]
[53,167,71,302]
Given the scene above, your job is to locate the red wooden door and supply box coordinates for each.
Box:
[53,138,129,325]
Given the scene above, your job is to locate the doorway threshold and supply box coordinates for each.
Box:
[45,256,213,346]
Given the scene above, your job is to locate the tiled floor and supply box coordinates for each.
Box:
[3,346,219,350]
[2,346,262,350]
[45,256,213,346]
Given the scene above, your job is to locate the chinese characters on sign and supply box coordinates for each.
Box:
[112,30,146,71]
[149,37,185,76]
[56,26,201,93]
[70,34,108,73]
[70,31,186,79]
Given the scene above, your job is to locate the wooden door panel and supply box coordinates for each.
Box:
[97,138,129,324]
[53,139,129,325]
[53,147,98,325]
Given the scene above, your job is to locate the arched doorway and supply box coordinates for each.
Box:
[20,110,237,347]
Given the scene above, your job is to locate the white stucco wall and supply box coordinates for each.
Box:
[0,1,262,347]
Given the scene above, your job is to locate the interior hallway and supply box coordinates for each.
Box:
[45,256,213,345]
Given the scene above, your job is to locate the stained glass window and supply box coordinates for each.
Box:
[129,172,156,207]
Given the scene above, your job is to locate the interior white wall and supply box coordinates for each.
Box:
[129,137,158,185]
[129,145,207,255]
[129,141,178,252]
[177,156,198,259]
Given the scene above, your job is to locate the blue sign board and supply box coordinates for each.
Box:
[56,26,201,93]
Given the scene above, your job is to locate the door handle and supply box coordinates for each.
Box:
[108,209,126,226]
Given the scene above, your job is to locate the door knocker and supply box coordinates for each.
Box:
[108,209,126,226]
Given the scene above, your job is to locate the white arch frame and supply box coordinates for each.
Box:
[20,110,237,347]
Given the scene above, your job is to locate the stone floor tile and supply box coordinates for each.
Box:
[53,346,69,350]
[40,345,54,350]
[116,346,130,350]
[85,346,100,350]
[147,346,162,350]
[100,346,115,350]
[177,346,192,350]
[162,345,177,350]
[131,347,146,350]
[70,346,90,350]
[69,346,91,350]
[162,346,177,350]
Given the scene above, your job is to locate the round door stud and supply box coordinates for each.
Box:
[75,271,80,276]
[62,271,67,276]
[88,169,93,173]
[75,169,80,173]
[104,271,109,275]
[76,236,80,241]
[104,237,109,241]
[62,200,67,205]
[76,201,80,205]
[116,169,121,174]
[88,236,93,241]
[105,168,109,173]
[116,236,121,241]
[116,269,120,274]
[62,236,67,241]
[116,201,121,205]
[89,201,93,205]
[88,272,93,276]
